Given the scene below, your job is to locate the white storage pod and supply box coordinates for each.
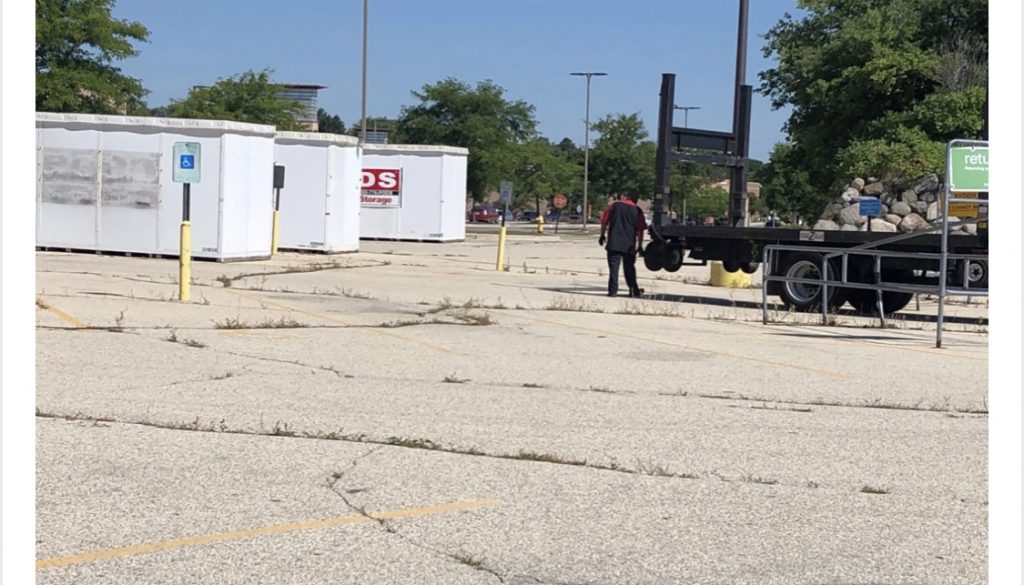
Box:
[360,144,468,242]
[36,112,276,261]
[274,131,360,253]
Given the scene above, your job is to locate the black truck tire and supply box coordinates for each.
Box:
[643,241,664,271]
[844,268,915,314]
[954,259,988,290]
[777,252,845,312]
[662,246,684,272]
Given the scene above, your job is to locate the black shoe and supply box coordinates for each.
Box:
[607,292,617,297]
[629,288,645,297]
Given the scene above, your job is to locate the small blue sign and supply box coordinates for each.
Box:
[172,142,201,183]
[859,197,881,217]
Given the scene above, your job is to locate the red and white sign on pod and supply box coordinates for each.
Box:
[360,168,402,207]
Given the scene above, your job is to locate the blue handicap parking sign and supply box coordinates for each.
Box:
[180,154,195,169]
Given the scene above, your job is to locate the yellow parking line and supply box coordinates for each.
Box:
[39,300,87,329]
[37,498,502,570]
[508,312,857,380]
[222,289,462,356]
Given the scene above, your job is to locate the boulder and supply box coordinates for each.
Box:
[851,178,866,191]
[963,223,978,236]
[884,213,903,225]
[820,202,843,220]
[912,201,929,215]
[840,224,860,231]
[863,181,885,196]
[901,189,918,204]
[812,219,839,231]
[899,213,929,232]
[912,174,940,193]
[839,205,866,227]
[922,192,938,204]
[890,201,912,217]
[840,187,859,202]
[926,201,939,221]
[865,218,897,232]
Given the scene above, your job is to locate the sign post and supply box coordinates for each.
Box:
[172,142,201,302]
[272,165,285,255]
[937,140,988,348]
[497,181,513,270]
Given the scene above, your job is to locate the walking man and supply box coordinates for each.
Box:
[598,192,647,297]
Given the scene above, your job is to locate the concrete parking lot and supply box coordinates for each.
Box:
[36,232,988,584]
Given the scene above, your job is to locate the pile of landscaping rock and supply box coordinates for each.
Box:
[813,174,978,235]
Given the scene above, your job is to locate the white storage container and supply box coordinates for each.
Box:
[360,144,468,242]
[274,131,360,253]
[36,112,276,261]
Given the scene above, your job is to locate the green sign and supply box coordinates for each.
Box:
[949,146,988,192]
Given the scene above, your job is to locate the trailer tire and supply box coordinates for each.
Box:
[954,259,988,289]
[778,252,844,312]
[643,241,664,271]
[722,261,741,273]
[662,246,684,272]
[739,262,759,274]
[847,289,914,314]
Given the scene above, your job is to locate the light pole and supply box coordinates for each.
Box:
[359,0,368,147]
[570,71,606,229]
[674,105,700,128]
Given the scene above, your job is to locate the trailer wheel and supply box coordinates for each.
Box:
[643,241,664,271]
[847,289,914,314]
[662,246,684,272]
[739,262,759,274]
[954,259,988,289]
[778,252,843,312]
[722,261,741,273]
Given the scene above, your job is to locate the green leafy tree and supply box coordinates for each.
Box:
[397,78,537,199]
[753,142,823,223]
[36,0,150,114]
[509,138,580,214]
[161,69,305,129]
[588,113,656,199]
[760,0,988,200]
[686,186,730,221]
[317,108,345,134]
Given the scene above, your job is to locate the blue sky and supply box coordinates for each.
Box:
[111,0,804,161]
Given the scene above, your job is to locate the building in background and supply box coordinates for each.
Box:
[278,84,326,131]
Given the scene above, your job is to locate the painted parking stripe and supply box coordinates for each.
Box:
[37,498,502,570]
[38,299,87,329]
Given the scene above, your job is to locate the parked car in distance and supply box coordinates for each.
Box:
[468,206,500,223]
[519,210,539,222]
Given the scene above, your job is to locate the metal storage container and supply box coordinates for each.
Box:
[359,144,468,242]
[36,112,276,261]
[274,131,360,253]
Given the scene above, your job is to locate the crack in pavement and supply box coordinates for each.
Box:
[326,449,508,584]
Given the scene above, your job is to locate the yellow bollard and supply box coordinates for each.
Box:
[179,221,191,302]
[271,209,280,256]
[535,216,544,234]
[496,224,507,270]
[709,261,751,288]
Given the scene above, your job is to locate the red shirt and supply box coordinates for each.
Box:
[600,199,647,232]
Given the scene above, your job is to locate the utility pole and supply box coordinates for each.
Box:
[570,72,607,229]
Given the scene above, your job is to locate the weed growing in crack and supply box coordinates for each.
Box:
[111,310,127,332]
[443,373,468,384]
[36,297,50,309]
[522,383,546,389]
[213,316,307,329]
[451,552,485,569]
[636,459,674,477]
[386,436,441,450]
[587,385,614,394]
[860,484,890,494]
[165,330,207,348]
[740,474,779,485]
[272,422,297,437]
[513,450,587,466]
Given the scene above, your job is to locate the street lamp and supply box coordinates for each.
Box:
[570,71,607,229]
[674,105,701,128]
[359,0,368,147]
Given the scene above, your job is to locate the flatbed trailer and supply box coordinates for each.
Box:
[642,223,989,314]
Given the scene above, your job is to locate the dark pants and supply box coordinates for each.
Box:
[607,250,639,296]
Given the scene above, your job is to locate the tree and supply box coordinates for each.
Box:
[588,113,656,199]
[759,0,988,198]
[36,0,150,114]
[397,78,537,199]
[753,142,822,224]
[160,69,305,129]
[317,108,345,134]
[509,138,580,214]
